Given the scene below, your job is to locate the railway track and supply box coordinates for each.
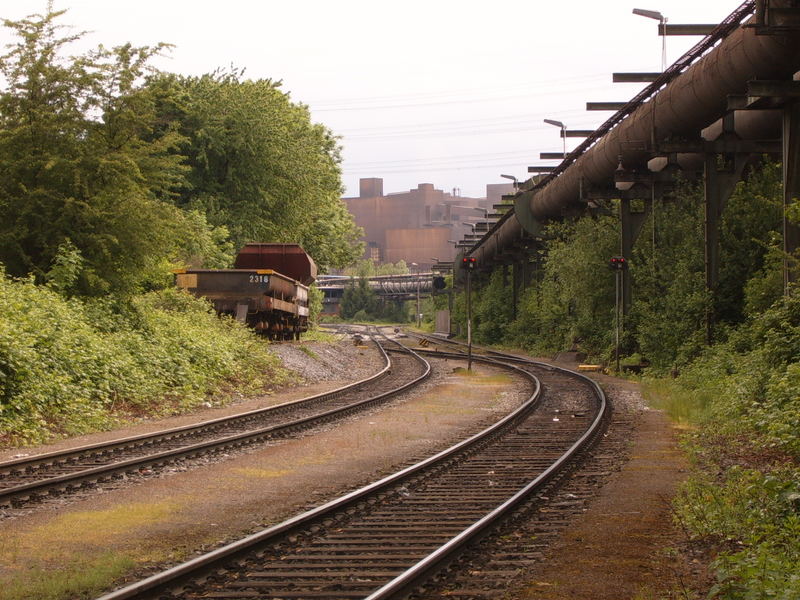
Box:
[96,347,607,600]
[0,334,430,512]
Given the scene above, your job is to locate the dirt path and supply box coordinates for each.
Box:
[518,408,689,598]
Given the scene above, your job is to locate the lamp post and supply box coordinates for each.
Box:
[633,7,667,71]
[500,173,518,189]
[543,119,567,158]
[410,262,421,328]
[609,256,627,372]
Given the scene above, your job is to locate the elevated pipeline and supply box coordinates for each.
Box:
[470,2,800,266]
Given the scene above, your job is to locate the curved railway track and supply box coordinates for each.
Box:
[0,334,430,511]
[96,345,607,600]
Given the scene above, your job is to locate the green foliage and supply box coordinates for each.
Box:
[0,7,194,295]
[630,188,711,369]
[717,160,783,323]
[506,215,617,355]
[308,284,324,327]
[744,242,785,317]
[170,209,235,270]
[44,238,83,295]
[0,268,288,445]
[0,8,362,295]
[644,288,800,597]
[474,268,514,344]
[338,274,408,322]
[674,467,800,599]
[340,277,378,319]
[147,70,363,272]
[343,259,409,277]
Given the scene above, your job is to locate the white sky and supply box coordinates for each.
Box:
[3,0,743,198]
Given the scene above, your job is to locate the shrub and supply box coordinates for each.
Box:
[675,466,800,599]
[0,268,288,445]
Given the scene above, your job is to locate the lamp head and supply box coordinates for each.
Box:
[632,8,664,21]
[543,118,566,129]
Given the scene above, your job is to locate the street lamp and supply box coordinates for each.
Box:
[543,119,567,158]
[633,7,667,71]
[410,262,421,328]
[471,206,489,218]
[500,174,518,189]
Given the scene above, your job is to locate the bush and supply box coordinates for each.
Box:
[0,268,288,445]
[675,466,800,599]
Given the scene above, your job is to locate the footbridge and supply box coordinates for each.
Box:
[318,273,439,313]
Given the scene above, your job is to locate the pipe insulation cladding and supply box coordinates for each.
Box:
[529,14,799,220]
[470,4,800,267]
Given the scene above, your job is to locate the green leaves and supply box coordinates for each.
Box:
[0,269,288,445]
[0,7,197,295]
[675,466,800,599]
[147,70,363,272]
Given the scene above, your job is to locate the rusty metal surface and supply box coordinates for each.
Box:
[234,243,318,285]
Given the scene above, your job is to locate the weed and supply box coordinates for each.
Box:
[297,345,320,360]
[2,552,135,600]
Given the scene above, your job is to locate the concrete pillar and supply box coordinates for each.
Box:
[619,197,651,314]
[703,151,747,339]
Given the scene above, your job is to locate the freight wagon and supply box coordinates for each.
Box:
[174,243,317,340]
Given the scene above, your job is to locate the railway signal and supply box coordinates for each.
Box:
[460,256,477,370]
[609,255,627,372]
[609,255,627,270]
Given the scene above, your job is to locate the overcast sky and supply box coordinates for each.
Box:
[4,1,743,198]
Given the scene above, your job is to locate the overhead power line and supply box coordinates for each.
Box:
[310,75,609,112]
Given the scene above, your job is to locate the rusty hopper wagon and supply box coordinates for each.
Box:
[174,243,317,340]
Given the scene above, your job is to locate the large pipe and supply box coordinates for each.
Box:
[471,7,799,266]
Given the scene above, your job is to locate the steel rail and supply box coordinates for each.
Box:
[0,338,390,475]
[0,337,432,507]
[366,353,606,600]
[96,349,606,600]
[95,350,540,600]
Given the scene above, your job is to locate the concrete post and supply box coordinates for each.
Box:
[703,152,747,341]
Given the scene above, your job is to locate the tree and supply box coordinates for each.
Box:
[340,277,379,320]
[0,5,195,295]
[146,71,364,272]
[717,160,783,323]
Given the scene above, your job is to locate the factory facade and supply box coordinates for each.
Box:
[343,178,514,269]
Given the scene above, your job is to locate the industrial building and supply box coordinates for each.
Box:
[343,178,514,268]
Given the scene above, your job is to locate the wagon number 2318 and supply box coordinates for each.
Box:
[249,275,269,284]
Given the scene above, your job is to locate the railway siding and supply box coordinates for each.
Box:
[92,347,605,600]
[0,351,527,600]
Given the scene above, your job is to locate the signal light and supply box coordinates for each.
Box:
[609,256,627,270]
[461,256,477,270]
